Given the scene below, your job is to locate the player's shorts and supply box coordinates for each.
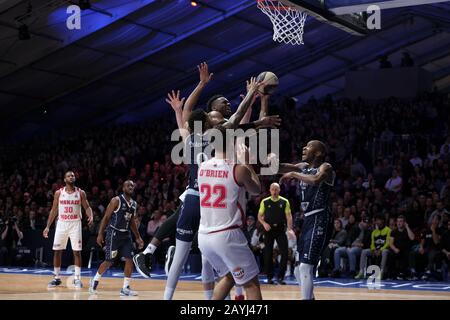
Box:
[176,193,200,242]
[104,227,133,261]
[297,210,333,265]
[198,228,259,286]
[53,220,82,251]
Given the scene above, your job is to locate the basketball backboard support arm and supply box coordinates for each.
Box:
[280,0,369,36]
[328,0,450,15]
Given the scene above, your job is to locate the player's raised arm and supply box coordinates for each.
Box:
[43,190,61,238]
[182,62,213,125]
[80,190,94,226]
[259,91,270,120]
[97,197,120,247]
[280,162,332,186]
[166,90,189,140]
[224,77,261,129]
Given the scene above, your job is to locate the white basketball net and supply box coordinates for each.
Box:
[257,0,308,45]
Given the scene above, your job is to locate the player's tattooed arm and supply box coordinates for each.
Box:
[43,190,61,238]
[96,197,119,247]
[182,62,213,125]
[259,91,270,120]
[81,190,94,226]
[279,162,332,186]
[239,79,260,124]
[224,77,261,129]
[130,214,144,249]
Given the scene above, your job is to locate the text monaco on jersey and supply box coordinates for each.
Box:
[59,200,80,205]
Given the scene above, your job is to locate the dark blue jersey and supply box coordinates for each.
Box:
[185,133,210,191]
[109,194,137,231]
[299,165,335,217]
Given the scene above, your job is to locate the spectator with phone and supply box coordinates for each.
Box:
[389,215,415,279]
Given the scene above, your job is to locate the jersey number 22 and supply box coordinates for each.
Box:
[200,184,227,209]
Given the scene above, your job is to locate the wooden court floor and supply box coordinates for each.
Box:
[0,274,449,300]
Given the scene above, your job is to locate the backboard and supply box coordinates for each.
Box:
[279,0,450,36]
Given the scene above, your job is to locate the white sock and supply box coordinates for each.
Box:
[54,267,61,279]
[164,287,175,300]
[299,263,314,300]
[74,266,81,279]
[204,289,214,300]
[235,285,243,296]
[144,243,157,255]
[164,239,192,300]
[93,272,102,282]
[123,277,131,289]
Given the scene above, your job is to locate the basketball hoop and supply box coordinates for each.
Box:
[257,0,308,45]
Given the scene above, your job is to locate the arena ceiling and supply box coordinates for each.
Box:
[1,0,450,140]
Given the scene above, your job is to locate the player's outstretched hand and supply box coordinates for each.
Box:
[43,227,49,238]
[198,62,213,85]
[136,238,144,250]
[258,115,281,129]
[96,235,104,247]
[165,90,185,112]
[247,77,262,94]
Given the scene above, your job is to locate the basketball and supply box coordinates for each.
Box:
[256,71,279,95]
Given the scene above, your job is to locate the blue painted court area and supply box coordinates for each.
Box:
[1,267,450,293]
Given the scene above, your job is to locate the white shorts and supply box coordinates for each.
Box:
[198,228,259,286]
[53,220,82,251]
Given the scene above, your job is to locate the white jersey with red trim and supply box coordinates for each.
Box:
[58,187,82,221]
[198,158,245,234]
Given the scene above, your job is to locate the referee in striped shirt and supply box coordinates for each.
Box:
[258,183,293,285]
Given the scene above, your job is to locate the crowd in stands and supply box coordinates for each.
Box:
[1,90,449,281]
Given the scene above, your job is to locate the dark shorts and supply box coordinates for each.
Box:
[297,210,333,266]
[105,227,133,261]
[176,194,200,242]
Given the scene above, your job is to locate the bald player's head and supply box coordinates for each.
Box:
[270,183,280,198]
[122,180,135,196]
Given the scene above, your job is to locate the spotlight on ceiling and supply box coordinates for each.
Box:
[190,1,199,7]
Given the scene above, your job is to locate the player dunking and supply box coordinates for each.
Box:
[134,63,273,300]
[89,180,144,296]
[43,171,93,288]
[133,64,278,281]
[198,126,262,300]
[277,140,335,300]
